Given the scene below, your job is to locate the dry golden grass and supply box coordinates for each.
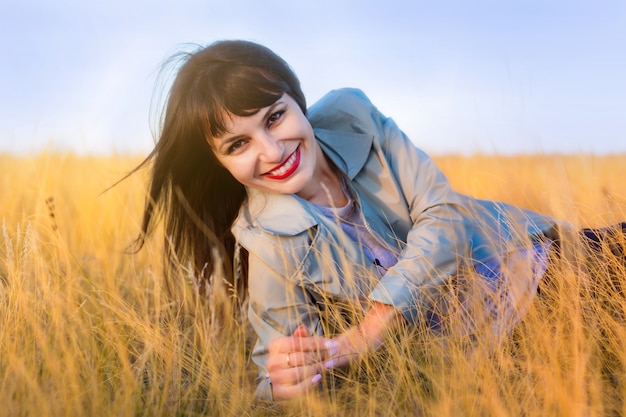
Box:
[1,152,625,416]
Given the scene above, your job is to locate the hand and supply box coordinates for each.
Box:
[325,302,406,370]
[266,303,405,400]
[266,326,337,400]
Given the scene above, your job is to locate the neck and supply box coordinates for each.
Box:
[296,144,348,207]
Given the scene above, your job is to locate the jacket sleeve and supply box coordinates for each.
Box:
[366,113,472,324]
[246,249,323,401]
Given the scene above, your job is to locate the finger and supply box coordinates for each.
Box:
[267,338,340,372]
[269,336,330,354]
[267,349,325,374]
[271,373,323,401]
[281,347,337,368]
[267,335,340,377]
[292,325,310,338]
[323,351,358,370]
[269,361,324,386]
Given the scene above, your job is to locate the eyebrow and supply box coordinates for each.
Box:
[215,100,285,154]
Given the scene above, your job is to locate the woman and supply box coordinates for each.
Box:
[134,39,625,401]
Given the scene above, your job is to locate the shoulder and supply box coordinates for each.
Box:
[307,88,385,133]
[308,88,381,129]
[308,88,395,178]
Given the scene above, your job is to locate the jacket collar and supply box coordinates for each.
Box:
[314,127,373,180]
[240,187,314,236]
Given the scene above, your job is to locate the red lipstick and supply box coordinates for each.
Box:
[264,146,301,180]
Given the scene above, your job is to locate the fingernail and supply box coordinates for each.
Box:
[324,359,337,369]
[324,340,338,356]
[311,374,322,384]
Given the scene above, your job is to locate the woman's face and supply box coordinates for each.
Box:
[211,93,324,199]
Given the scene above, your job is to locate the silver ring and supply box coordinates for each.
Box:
[286,352,291,367]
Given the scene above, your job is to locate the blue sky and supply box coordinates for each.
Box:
[1,0,625,155]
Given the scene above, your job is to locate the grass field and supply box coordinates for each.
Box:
[1,152,625,416]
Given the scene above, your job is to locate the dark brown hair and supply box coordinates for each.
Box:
[133,39,306,300]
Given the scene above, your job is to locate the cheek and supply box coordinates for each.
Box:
[221,158,257,183]
[302,119,315,140]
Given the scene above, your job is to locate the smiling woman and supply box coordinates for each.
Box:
[128,39,626,402]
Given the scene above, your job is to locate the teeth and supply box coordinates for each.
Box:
[268,150,297,176]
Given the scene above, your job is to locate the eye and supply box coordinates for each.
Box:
[227,138,248,155]
[266,110,285,128]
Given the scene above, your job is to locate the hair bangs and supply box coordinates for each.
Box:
[203,65,290,139]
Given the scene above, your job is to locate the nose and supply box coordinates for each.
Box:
[256,132,284,162]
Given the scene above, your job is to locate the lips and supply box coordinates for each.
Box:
[263,146,301,180]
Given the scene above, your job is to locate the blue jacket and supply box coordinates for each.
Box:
[232,88,560,399]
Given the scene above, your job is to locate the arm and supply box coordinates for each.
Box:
[247,233,406,400]
[326,301,406,368]
[368,115,470,324]
[314,89,470,323]
[247,250,334,401]
[315,112,466,371]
